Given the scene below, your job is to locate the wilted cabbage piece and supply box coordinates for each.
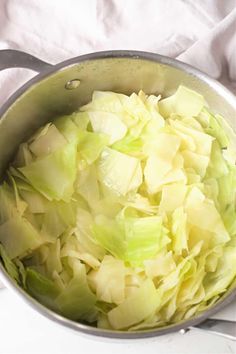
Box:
[107,279,161,329]
[19,142,78,202]
[0,244,20,283]
[92,214,169,263]
[88,255,126,304]
[97,147,142,196]
[26,268,61,310]
[29,124,67,158]
[159,85,205,118]
[88,111,127,144]
[0,215,43,259]
[55,262,97,321]
[0,86,236,331]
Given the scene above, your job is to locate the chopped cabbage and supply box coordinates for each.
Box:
[144,251,176,278]
[19,142,77,202]
[88,255,126,304]
[107,279,161,329]
[55,262,97,321]
[77,130,109,165]
[26,268,60,310]
[92,214,169,263]
[159,86,205,118]
[159,183,187,212]
[88,111,127,144]
[0,215,43,259]
[0,86,236,332]
[98,147,142,196]
[0,244,20,283]
[29,124,67,157]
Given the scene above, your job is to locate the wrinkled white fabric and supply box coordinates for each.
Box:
[0,0,236,319]
[0,0,236,103]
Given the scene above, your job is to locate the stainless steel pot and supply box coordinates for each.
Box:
[0,49,235,340]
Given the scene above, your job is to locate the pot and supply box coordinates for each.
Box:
[0,49,235,340]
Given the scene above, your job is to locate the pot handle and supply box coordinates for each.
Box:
[0,49,52,72]
[0,49,51,289]
[180,319,236,341]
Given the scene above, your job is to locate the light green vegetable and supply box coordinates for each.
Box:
[120,215,170,263]
[29,124,67,157]
[98,147,142,196]
[112,135,143,157]
[171,207,189,255]
[0,244,20,283]
[0,183,18,224]
[0,86,236,331]
[77,130,109,165]
[159,183,187,212]
[53,115,79,143]
[88,255,126,304]
[204,246,236,300]
[80,90,126,113]
[74,208,106,260]
[182,150,209,178]
[169,119,213,156]
[0,215,43,259]
[19,142,77,202]
[72,112,90,130]
[19,189,47,214]
[44,201,76,242]
[198,108,229,148]
[92,215,125,259]
[206,140,228,179]
[159,86,205,118]
[185,197,230,245]
[56,262,97,321]
[88,111,127,144]
[144,251,176,278]
[144,155,186,194]
[92,214,169,264]
[107,279,161,329]
[14,143,33,167]
[76,165,100,208]
[26,268,60,310]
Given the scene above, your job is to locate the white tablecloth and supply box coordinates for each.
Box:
[0,288,235,354]
[0,1,236,352]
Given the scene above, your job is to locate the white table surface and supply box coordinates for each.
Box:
[0,288,235,354]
